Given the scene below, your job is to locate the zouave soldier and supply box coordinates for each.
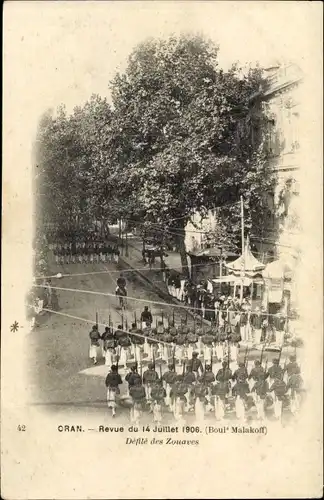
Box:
[142,363,159,402]
[150,379,166,423]
[105,365,123,417]
[89,325,101,365]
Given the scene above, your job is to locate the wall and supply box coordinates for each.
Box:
[184,210,218,253]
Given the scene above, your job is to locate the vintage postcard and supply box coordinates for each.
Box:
[2,1,323,498]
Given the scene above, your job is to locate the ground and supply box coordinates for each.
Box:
[27,257,299,424]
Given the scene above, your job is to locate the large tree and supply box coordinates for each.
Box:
[109,34,270,275]
[35,95,114,239]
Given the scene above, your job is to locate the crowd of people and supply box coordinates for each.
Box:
[88,316,304,424]
[166,273,292,347]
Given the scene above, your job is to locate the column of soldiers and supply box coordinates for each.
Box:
[89,314,304,423]
[52,240,121,265]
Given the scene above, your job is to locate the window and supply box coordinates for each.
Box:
[266,118,276,155]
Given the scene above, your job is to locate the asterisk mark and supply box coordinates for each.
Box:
[10,321,19,332]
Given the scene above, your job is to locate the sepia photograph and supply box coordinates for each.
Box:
[2,1,323,499]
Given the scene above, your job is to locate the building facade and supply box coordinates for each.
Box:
[184,64,303,297]
[253,63,303,311]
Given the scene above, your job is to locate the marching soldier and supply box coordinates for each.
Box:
[183,365,197,411]
[101,326,113,353]
[150,379,166,423]
[248,360,265,391]
[266,358,283,388]
[251,374,269,420]
[212,378,228,421]
[232,362,249,383]
[201,333,213,365]
[162,364,177,408]
[200,364,215,411]
[188,352,204,378]
[284,355,300,378]
[142,363,159,402]
[287,367,303,415]
[232,378,250,421]
[170,374,188,422]
[140,306,153,330]
[129,378,146,425]
[251,307,263,345]
[193,381,208,422]
[89,325,101,365]
[102,327,116,368]
[125,365,142,394]
[269,376,288,420]
[216,361,232,384]
[105,365,123,417]
[186,330,198,360]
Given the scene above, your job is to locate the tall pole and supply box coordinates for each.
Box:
[219,248,223,296]
[240,195,245,303]
[125,229,129,257]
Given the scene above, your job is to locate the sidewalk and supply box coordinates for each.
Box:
[117,236,211,326]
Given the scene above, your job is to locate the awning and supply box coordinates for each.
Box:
[225,235,265,276]
[212,275,264,287]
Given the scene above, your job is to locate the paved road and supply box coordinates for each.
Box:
[27,258,197,419]
[27,258,301,425]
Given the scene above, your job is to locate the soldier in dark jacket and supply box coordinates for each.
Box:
[105,365,123,417]
[284,355,300,377]
[125,366,142,389]
[266,359,283,385]
[143,363,159,401]
[188,352,203,376]
[216,361,232,383]
[232,379,250,400]
[232,362,249,382]
[248,360,265,382]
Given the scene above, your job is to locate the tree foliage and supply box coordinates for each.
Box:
[36,33,274,274]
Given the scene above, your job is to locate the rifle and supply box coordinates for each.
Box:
[116,347,119,374]
[244,345,249,367]
[161,311,164,325]
[134,311,137,328]
[95,311,98,329]
[134,345,138,373]
[260,342,266,365]
[172,309,175,327]
[159,363,162,381]
[153,348,156,371]
[172,345,176,371]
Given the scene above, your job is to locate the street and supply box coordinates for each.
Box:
[28,258,195,421]
[27,257,299,426]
